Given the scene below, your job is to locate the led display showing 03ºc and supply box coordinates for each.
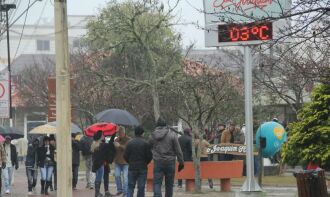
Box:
[218,22,273,43]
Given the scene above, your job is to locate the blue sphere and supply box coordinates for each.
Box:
[256,121,287,157]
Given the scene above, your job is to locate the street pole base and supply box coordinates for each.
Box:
[241,177,262,192]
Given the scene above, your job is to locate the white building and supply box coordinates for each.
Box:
[0,15,92,69]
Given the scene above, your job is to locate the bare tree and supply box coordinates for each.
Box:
[168,59,244,192]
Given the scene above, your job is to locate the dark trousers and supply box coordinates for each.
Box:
[26,167,38,191]
[103,164,110,192]
[51,166,57,190]
[127,169,147,197]
[72,164,79,187]
[153,161,175,197]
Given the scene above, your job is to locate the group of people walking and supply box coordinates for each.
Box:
[0,118,243,197]
[0,135,57,195]
[91,118,184,197]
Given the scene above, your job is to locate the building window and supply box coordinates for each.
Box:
[36,40,50,51]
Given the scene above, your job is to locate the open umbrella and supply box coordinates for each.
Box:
[96,109,140,126]
[29,122,82,135]
[85,122,118,137]
[0,126,24,139]
[48,121,82,134]
[29,124,56,135]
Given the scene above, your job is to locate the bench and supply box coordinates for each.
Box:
[147,160,243,192]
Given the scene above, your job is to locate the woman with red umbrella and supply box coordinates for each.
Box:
[91,130,116,197]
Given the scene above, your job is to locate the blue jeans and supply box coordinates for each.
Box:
[40,165,54,181]
[95,166,104,182]
[127,169,147,197]
[153,161,175,197]
[3,166,13,191]
[115,163,128,195]
[26,167,38,191]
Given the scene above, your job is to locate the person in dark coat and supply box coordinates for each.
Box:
[38,136,56,195]
[49,134,57,191]
[72,133,81,190]
[124,126,152,197]
[25,138,39,194]
[3,136,18,194]
[149,117,184,197]
[91,131,116,197]
[103,136,116,197]
[80,134,94,189]
[177,128,192,188]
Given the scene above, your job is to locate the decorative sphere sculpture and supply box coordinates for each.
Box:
[256,121,287,157]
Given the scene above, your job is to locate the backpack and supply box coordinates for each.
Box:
[80,136,92,156]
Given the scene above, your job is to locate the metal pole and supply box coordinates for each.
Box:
[5,8,12,126]
[54,0,72,196]
[241,45,262,192]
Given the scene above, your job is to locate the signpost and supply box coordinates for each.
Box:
[202,0,290,192]
[0,70,10,118]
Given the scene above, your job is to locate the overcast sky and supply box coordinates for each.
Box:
[6,0,206,48]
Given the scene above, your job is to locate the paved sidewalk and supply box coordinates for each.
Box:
[2,166,300,197]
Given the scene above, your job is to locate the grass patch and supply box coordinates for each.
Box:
[231,176,297,187]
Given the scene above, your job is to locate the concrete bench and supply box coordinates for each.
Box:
[147,160,244,192]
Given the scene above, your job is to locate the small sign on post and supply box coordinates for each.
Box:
[0,70,10,118]
[47,77,74,122]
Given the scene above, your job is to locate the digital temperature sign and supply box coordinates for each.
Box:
[218,22,273,43]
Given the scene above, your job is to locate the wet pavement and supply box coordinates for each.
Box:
[1,165,301,197]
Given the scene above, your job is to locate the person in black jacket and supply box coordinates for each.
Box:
[124,126,152,197]
[80,135,94,189]
[25,138,39,194]
[3,136,18,194]
[72,133,81,190]
[177,128,192,188]
[91,131,116,197]
[38,136,56,195]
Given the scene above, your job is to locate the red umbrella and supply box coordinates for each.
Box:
[84,122,118,137]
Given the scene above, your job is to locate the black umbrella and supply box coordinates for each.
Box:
[96,109,140,126]
[0,126,24,139]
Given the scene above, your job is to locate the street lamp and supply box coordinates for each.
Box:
[0,3,16,125]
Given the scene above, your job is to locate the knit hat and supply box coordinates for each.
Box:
[156,117,166,127]
[93,130,103,141]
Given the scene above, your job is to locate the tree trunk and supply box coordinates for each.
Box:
[151,85,160,121]
[192,123,201,192]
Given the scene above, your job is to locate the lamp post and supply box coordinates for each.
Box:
[0,3,16,126]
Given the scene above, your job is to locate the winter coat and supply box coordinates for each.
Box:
[233,132,245,144]
[72,139,81,166]
[92,142,116,173]
[114,136,131,165]
[0,144,6,166]
[149,127,184,164]
[80,136,93,156]
[220,129,234,144]
[178,134,192,161]
[4,143,18,168]
[194,139,210,158]
[15,138,28,157]
[124,136,152,171]
[25,143,38,168]
[37,145,56,167]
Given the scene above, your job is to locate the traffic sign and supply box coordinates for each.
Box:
[0,70,9,118]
